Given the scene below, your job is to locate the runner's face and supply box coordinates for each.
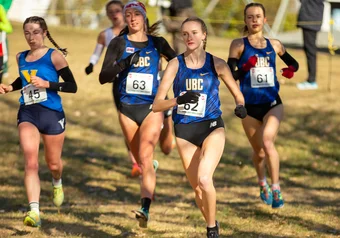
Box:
[181,21,206,51]
[23,23,46,49]
[125,9,145,33]
[244,6,266,34]
[107,4,123,25]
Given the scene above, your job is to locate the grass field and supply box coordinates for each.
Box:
[0,23,339,237]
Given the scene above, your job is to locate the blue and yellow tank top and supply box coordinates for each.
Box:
[18,48,62,112]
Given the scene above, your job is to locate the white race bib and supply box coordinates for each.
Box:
[22,84,47,105]
[177,92,207,118]
[250,67,275,88]
[126,72,153,95]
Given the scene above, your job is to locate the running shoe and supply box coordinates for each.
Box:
[206,221,219,238]
[296,81,318,90]
[153,160,159,173]
[53,185,64,207]
[131,163,142,177]
[132,208,149,228]
[23,211,41,227]
[272,190,284,209]
[260,184,273,205]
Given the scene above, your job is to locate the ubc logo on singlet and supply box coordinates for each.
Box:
[133,57,150,67]
[177,78,206,118]
[250,56,275,88]
[186,78,203,90]
[255,56,270,67]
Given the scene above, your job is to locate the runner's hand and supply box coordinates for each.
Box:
[176,91,200,105]
[234,105,247,119]
[242,55,257,71]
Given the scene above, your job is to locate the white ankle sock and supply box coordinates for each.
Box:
[52,178,62,187]
[29,202,40,215]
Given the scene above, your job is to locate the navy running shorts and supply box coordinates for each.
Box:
[17,104,66,135]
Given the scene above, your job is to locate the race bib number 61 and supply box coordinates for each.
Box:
[250,67,275,88]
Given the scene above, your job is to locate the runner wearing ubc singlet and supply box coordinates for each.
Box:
[238,37,279,104]
[228,3,299,210]
[100,33,175,124]
[172,52,222,124]
[99,1,176,228]
[153,17,246,238]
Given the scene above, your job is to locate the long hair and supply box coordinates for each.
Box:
[23,16,68,56]
[243,3,266,35]
[181,17,208,50]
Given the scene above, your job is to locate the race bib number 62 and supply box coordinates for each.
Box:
[177,92,207,118]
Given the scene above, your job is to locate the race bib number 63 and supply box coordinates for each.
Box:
[126,72,153,95]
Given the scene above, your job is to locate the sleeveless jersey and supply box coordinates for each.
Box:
[18,49,62,112]
[172,52,222,124]
[118,34,161,105]
[238,37,279,104]
[104,27,115,47]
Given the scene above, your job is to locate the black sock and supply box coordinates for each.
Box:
[141,197,151,211]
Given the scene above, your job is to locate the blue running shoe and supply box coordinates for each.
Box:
[132,208,149,228]
[260,184,273,205]
[153,160,159,173]
[296,81,318,90]
[272,190,284,209]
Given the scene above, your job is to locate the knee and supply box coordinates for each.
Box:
[139,158,153,171]
[262,138,275,153]
[47,160,61,172]
[161,145,172,155]
[198,175,213,192]
[25,160,39,172]
[253,148,266,160]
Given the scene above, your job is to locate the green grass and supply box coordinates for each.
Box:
[0,22,339,237]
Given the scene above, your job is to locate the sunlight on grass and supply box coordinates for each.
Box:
[0,22,339,237]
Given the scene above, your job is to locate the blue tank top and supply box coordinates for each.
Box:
[172,52,222,124]
[118,35,161,105]
[238,37,279,104]
[18,49,62,112]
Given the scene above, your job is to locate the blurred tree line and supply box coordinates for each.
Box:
[53,0,298,35]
